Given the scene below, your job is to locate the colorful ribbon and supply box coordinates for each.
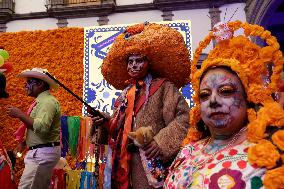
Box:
[14,100,37,143]
[80,171,96,189]
[67,116,80,157]
[61,115,69,157]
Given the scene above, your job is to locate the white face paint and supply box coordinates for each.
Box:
[24,78,39,97]
[199,68,247,138]
[127,54,149,79]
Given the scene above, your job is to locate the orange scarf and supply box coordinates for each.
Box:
[120,83,137,171]
[111,79,166,189]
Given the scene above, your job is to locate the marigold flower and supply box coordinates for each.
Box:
[263,166,284,189]
[247,118,267,142]
[247,84,273,104]
[189,104,200,127]
[0,27,84,182]
[182,126,202,146]
[248,140,280,169]
[272,130,284,151]
[229,35,248,48]
[259,102,284,127]
[243,43,260,61]
[259,46,276,62]
[247,108,257,122]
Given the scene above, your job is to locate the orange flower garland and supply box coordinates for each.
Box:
[248,140,280,169]
[263,166,284,189]
[247,118,267,143]
[247,101,284,142]
[0,27,84,182]
[272,130,284,151]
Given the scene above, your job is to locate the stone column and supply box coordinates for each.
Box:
[97,16,109,26]
[197,53,208,68]
[161,10,174,21]
[209,7,221,46]
[57,18,68,28]
[0,23,7,32]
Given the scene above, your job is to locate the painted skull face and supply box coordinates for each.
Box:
[25,78,38,96]
[127,54,149,79]
[199,68,247,138]
[213,22,233,42]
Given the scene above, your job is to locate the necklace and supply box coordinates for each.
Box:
[187,127,247,186]
[203,126,247,155]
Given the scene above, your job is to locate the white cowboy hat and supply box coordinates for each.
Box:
[18,68,59,89]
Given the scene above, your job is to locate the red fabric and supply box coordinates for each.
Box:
[77,117,87,161]
[0,163,17,189]
[0,142,16,189]
[14,101,37,143]
[278,80,284,92]
[51,169,66,189]
[99,163,105,189]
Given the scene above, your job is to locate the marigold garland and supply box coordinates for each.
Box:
[0,27,84,182]
[247,117,267,143]
[272,130,284,151]
[247,108,257,122]
[248,139,280,169]
[247,101,284,142]
[263,166,284,189]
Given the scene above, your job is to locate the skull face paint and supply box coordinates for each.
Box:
[199,68,247,138]
[24,78,38,96]
[127,54,149,79]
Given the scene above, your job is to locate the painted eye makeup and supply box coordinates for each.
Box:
[135,58,144,63]
[199,90,211,101]
[128,57,144,65]
[218,85,236,96]
[26,80,37,85]
[127,60,134,65]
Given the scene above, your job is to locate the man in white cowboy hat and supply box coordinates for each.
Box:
[7,68,61,189]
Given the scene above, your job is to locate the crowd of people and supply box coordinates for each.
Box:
[0,20,284,189]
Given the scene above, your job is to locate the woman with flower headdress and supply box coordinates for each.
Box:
[90,23,191,189]
[164,20,284,189]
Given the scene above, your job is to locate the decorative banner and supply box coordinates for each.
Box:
[83,20,194,115]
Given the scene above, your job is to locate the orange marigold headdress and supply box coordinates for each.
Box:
[183,20,284,188]
[101,22,191,90]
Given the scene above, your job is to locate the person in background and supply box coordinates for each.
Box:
[7,68,61,189]
[90,23,191,189]
[0,72,8,98]
[165,21,284,189]
[0,72,16,189]
[275,71,284,109]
